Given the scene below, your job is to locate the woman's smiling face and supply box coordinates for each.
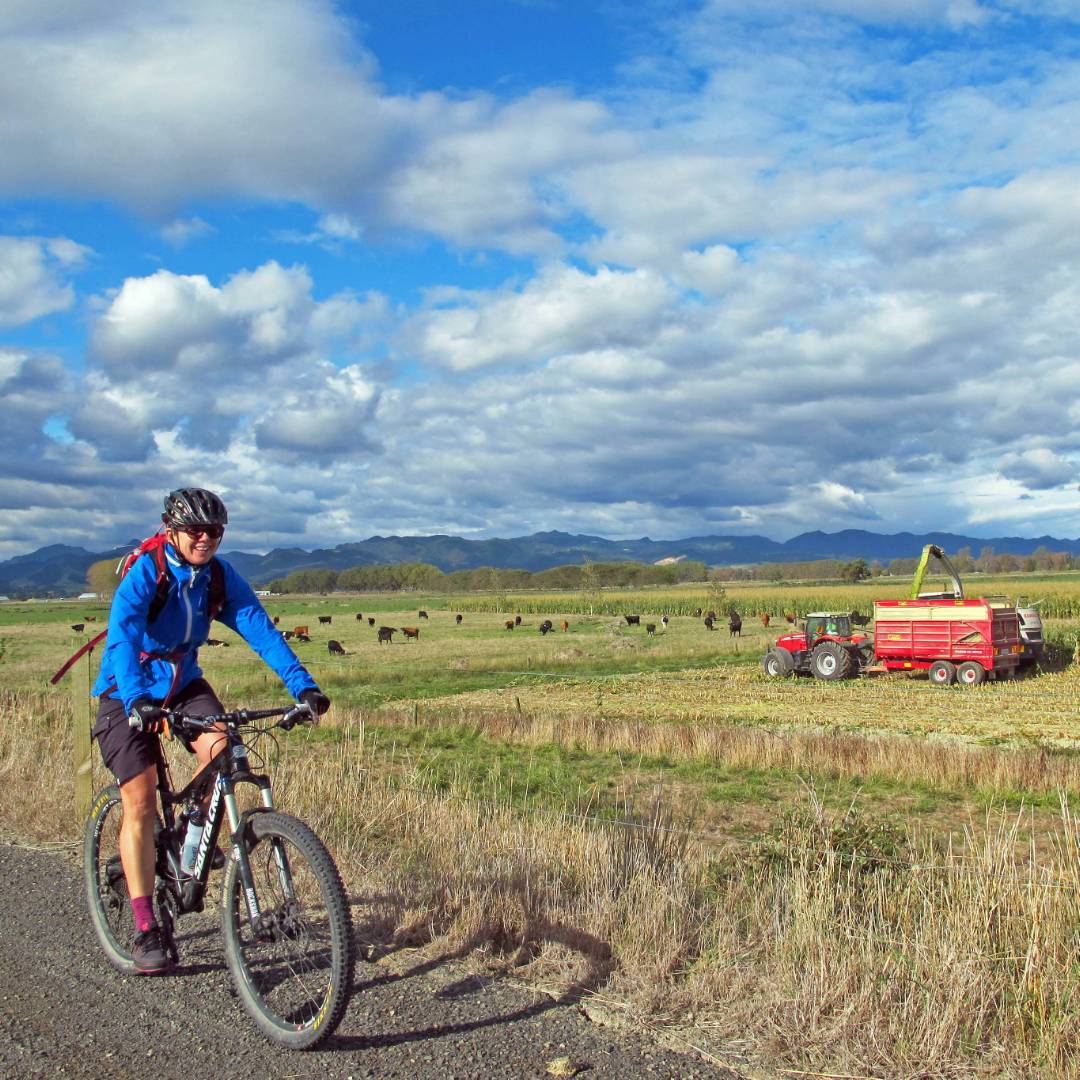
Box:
[168,525,223,566]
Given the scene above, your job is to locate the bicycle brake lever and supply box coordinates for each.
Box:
[281,703,315,730]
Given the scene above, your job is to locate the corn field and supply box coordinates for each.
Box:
[449,572,1080,620]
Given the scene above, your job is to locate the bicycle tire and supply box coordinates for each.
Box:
[83,784,136,973]
[220,811,354,1049]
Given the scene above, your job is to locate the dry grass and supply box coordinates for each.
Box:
[440,663,1080,746]
[7,691,1080,1077]
[371,696,1080,807]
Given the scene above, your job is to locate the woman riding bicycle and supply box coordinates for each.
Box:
[91,487,330,975]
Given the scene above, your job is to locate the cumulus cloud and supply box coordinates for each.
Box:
[66,260,388,462]
[0,235,90,328]
[408,263,675,370]
[0,1,619,255]
[999,449,1074,490]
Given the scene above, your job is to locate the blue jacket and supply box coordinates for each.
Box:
[93,545,317,711]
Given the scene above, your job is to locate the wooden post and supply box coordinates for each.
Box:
[71,646,94,821]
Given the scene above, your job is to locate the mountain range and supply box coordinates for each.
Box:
[3,529,1079,597]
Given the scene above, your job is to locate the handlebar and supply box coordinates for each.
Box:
[128,702,316,734]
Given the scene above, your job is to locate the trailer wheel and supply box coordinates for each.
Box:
[761,649,794,677]
[811,641,855,680]
[928,660,956,686]
[956,661,986,686]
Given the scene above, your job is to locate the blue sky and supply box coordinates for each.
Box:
[2,0,1080,558]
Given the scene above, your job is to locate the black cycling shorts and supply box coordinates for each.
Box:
[92,678,224,787]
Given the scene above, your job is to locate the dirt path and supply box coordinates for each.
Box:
[0,842,740,1079]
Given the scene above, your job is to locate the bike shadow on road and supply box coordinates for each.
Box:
[332,889,617,1052]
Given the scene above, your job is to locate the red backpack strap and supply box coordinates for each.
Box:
[50,629,108,685]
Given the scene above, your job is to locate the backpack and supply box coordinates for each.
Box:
[49,532,227,685]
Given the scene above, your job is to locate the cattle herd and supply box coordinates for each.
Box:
[197,605,842,662]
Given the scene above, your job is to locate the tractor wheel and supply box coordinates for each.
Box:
[928,660,956,686]
[956,661,986,686]
[811,641,855,680]
[761,649,794,678]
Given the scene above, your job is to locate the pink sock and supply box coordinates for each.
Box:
[131,895,156,932]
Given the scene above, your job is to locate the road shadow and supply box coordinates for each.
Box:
[331,886,617,1051]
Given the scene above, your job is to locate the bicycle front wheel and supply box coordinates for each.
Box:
[221,811,354,1049]
[84,784,136,973]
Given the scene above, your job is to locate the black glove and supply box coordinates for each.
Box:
[298,688,331,720]
[128,697,166,733]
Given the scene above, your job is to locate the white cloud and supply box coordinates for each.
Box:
[161,216,214,246]
[66,261,388,462]
[409,263,675,370]
[0,235,90,328]
[998,448,1074,490]
[0,1,619,255]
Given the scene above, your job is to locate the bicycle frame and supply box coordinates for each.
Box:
[153,717,286,931]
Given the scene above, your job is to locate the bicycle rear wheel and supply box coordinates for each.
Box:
[221,811,354,1049]
[84,784,136,973]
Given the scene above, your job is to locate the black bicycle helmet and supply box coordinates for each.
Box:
[162,487,229,528]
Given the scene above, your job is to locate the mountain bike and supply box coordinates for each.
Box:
[83,703,354,1049]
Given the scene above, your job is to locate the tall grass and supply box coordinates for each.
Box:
[370,698,1080,804]
[9,691,1080,1076]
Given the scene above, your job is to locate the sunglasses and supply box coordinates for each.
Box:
[177,525,225,540]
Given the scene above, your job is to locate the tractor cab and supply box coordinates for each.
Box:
[774,612,866,653]
[763,612,872,680]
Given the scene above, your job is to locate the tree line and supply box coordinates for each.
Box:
[79,544,1079,600]
[263,559,711,595]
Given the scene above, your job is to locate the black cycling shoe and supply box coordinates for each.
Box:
[132,926,173,975]
[211,846,225,870]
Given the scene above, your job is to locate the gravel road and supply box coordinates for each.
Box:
[0,842,742,1079]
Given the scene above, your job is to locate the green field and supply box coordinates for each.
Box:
[10,586,1080,1077]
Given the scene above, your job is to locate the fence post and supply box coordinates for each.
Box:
[72,647,93,821]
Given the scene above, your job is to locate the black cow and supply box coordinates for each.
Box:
[318,615,333,625]
[624,614,641,626]
[368,617,376,626]
[295,633,311,643]
[272,615,280,626]
[328,639,346,655]
[703,616,715,631]
[70,623,85,633]
[205,638,228,647]
[728,612,742,637]
[538,619,553,635]
[377,626,397,644]
[282,630,294,640]
[646,623,656,635]
[419,610,429,619]
[514,615,522,626]
[455,613,463,625]
[355,613,364,622]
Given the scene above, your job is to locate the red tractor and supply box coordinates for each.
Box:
[761,612,874,680]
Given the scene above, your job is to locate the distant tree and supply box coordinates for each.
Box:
[580,559,602,615]
[840,558,870,583]
[86,558,120,600]
[953,546,975,573]
[706,569,727,610]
